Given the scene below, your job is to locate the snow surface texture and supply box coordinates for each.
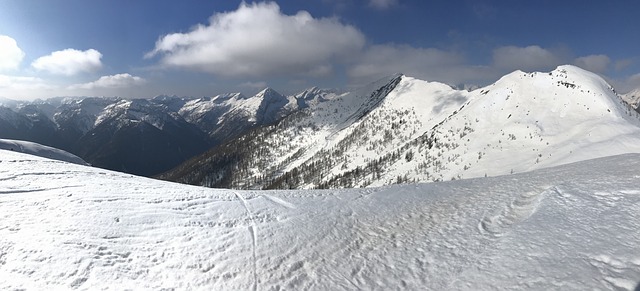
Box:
[1,149,639,290]
[0,139,87,165]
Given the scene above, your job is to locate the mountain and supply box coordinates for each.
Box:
[0,88,330,176]
[623,88,640,112]
[161,65,640,189]
[178,88,335,144]
[0,97,20,109]
[71,99,212,176]
[2,148,640,289]
[0,138,87,165]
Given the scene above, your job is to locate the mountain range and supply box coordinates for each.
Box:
[2,65,640,188]
[161,65,640,189]
[0,87,335,176]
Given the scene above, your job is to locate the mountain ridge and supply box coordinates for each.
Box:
[160,65,640,189]
[2,65,639,181]
[0,86,334,176]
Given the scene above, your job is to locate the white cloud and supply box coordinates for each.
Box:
[0,35,25,71]
[0,74,50,90]
[492,45,565,72]
[573,54,611,73]
[369,0,398,10]
[0,74,57,100]
[146,2,365,77]
[69,73,145,90]
[32,49,103,76]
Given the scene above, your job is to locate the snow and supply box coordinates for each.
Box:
[301,65,640,187]
[1,149,639,290]
[0,139,87,165]
[623,88,640,109]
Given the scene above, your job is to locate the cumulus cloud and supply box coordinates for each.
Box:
[369,0,398,10]
[32,49,103,75]
[492,45,566,72]
[0,35,25,71]
[146,2,365,77]
[573,54,611,73]
[69,73,145,90]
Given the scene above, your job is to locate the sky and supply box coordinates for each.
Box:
[0,0,639,100]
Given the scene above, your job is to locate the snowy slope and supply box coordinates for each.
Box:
[1,149,640,290]
[366,65,640,185]
[160,74,409,188]
[164,65,640,189]
[0,139,87,165]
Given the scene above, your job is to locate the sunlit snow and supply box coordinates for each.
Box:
[1,149,639,290]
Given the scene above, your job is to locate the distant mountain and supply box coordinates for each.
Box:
[161,65,640,189]
[178,88,336,144]
[0,87,333,176]
[623,88,640,112]
[69,99,212,176]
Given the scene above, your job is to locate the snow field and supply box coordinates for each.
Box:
[1,149,639,290]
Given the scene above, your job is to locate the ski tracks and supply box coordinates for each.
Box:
[233,191,259,291]
[260,194,296,209]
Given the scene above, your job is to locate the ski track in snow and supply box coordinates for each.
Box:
[260,194,297,209]
[1,149,640,290]
[233,191,259,291]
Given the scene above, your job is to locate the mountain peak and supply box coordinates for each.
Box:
[257,87,282,97]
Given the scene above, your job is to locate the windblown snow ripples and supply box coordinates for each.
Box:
[479,186,550,237]
[1,150,640,290]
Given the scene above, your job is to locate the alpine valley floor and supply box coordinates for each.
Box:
[1,149,640,290]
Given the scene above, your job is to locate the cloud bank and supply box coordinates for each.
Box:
[69,73,145,90]
[0,36,25,71]
[147,2,365,77]
[32,49,103,76]
[492,45,565,72]
[573,54,611,73]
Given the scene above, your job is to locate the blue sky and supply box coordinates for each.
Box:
[0,0,639,99]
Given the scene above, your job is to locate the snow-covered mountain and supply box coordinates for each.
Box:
[72,98,212,176]
[623,88,640,111]
[162,65,640,189]
[0,87,331,176]
[1,148,639,290]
